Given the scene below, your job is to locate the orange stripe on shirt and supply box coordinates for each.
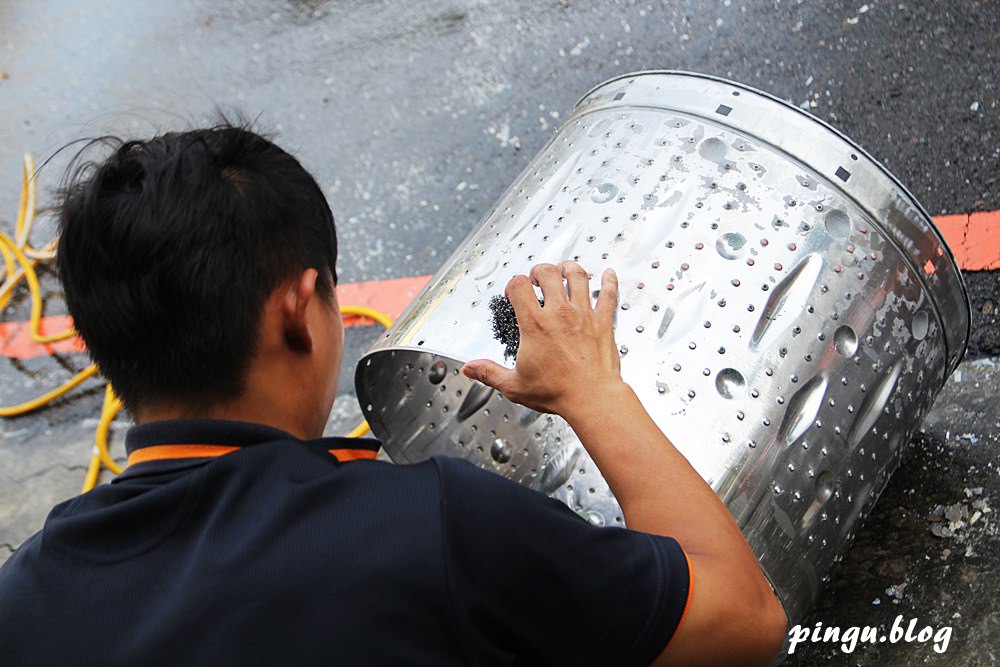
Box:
[126,444,240,467]
[328,448,379,461]
[662,548,696,654]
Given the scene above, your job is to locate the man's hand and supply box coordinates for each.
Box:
[462,261,622,419]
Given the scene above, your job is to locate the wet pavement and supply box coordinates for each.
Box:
[1,1,998,664]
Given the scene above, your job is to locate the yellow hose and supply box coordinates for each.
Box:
[81,383,124,493]
[14,153,35,247]
[338,305,394,437]
[0,364,99,418]
[0,229,77,344]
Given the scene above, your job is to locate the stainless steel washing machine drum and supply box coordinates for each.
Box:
[354,71,970,623]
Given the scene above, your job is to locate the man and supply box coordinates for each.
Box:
[0,124,786,665]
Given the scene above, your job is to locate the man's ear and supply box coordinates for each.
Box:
[281,269,319,352]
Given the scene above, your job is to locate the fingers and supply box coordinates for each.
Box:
[462,359,514,392]
[528,263,568,305]
[504,273,540,321]
[595,268,618,324]
[507,261,614,322]
[559,260,592,309]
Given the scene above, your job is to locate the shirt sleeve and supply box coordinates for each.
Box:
[434,456,691,667]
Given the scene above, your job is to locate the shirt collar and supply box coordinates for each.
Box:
[125,419,302,455]
[124,418,382,459]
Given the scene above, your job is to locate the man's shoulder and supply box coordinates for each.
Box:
[429,454,579,519]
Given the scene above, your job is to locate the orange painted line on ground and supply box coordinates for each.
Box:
[1,209,998,362]
[337,274,431,326]
[934,211,1000,271]
[0,274,432,361]
[0,315,84,359]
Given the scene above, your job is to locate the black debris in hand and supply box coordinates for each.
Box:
[489,294,543,360]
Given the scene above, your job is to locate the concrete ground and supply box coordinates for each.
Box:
[1,1,997,664]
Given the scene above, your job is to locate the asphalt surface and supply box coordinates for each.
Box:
[1,1,998,664]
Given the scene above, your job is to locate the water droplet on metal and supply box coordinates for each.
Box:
[490,438,512,464]
[824,209,851,238]
[715,368,746,399]
[912,310,929,340]
[428,360,448,384]
[716,232,748,259]
[834,325,858,356]
[590,182,618,203]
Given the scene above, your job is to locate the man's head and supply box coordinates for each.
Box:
[57,123,343,434]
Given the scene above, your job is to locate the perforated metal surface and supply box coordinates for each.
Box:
[354,71,970,623]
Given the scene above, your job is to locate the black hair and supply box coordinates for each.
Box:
[55,122,338,415]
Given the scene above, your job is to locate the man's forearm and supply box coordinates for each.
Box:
[561,381,757,564]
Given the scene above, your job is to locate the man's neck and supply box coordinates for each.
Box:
[134,398,320,440]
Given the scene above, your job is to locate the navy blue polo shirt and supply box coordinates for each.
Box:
[0,419,691,666]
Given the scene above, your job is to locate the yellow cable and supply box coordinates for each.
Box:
[340,304,394,329]
[0,238,20,310]
[339,305,394,438]
[14,154,35,247]
[95,383,124,474]
[0,364,99,417]
[0,229,77,344]
[81,383,124,493]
